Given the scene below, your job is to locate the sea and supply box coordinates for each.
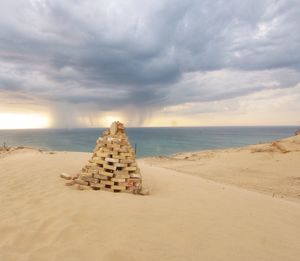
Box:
[0,126,299,158]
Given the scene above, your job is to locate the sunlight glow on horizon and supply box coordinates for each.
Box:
[0,109,298,130]
[102,115,123,127]
[0,113,51,129]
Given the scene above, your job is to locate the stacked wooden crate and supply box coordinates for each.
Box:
[72,121,142,193]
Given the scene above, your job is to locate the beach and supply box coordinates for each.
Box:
[145,134,300,201]
[1,135,300,260]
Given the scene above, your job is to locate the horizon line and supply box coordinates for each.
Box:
[0,125,299,131]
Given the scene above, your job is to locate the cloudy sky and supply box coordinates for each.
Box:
[0,0,300,128]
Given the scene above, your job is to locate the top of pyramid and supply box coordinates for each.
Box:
[109,121,125,135]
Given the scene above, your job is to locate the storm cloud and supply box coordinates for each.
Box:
[0,0,300,126]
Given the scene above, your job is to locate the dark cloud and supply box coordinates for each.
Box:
[0,0,300,126]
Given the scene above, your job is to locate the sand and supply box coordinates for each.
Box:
[0,136,300,260]
[145,134,300,201]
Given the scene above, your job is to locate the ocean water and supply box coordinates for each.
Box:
[0,126,299,158]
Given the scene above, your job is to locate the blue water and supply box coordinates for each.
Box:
[0,126,299,158]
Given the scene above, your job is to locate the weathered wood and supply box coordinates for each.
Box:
[130,173,141,178]
[71,173,80,180]
[60,173,71,180]
[90,183,105,189]
[112,185,126,191]
[120,159,135,164]
[111,178,126,182]
[129,162,137,167]
[114,163,126,168]
[94,174,109,180]
[114,170,129,175]
[96,151,111,158]
[98,169,114,177]
[100,180,114,186]
[125,166,137,171]
[110,121,118,135]
[81,173,93,178]
[114,173,130,179]
[105,157,119,163]
[120,152,132,157]
[77,184,92,190]
[65,180,75,186]
[81,176,99,183]
[113,154,126,160]
[94,159,105,164]
[86,162,97,167]
[74,179,89,186]
[75,121,142,194]
[103,163,117,171]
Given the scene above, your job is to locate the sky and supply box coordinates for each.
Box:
[0,0,300,129]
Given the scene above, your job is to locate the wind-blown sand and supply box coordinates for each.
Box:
[1,136,300,260]
[145,134,300,201]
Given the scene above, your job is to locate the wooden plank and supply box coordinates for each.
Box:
[90,183,105,189]
[88,165,99,170]
[65,180,75,186]
[120,159,135,164]
[125,166,137,171]
[130,173,141,178]
[120,152,132,157]
[107,137,114,142]
[98,169,114,177]
[126,179,141,187]
[106,143,114,149]
[105,157,119,163]
[86,162,97,167]
[103,163,117,171]
[114,173,130,179]
[80,173,93,178]
[87,169,98,175]
[74,179,89,186]
[114,181,127,186]
[96,151,111,158]
[113,154,126,160]
[111,178,126,182]
[77,184,92,190]
[94,160,105,165]
[94,174,109,180]
[60,173,71,180]
[100,180,114,186]
[114,170,129,175]
[81,176,100,183]
[112,185,126,191]
[129,162,137,167]
[114,163,126,168]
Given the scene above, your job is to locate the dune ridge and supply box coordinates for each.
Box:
[145,134,300,201]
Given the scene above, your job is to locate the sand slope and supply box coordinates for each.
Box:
[0,148,300,260]
[145,135,300,201]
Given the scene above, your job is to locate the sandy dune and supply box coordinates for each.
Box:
[0,137,300,260]
[145,135,300,201]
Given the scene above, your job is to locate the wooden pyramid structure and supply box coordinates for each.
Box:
[72,121,142,193]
